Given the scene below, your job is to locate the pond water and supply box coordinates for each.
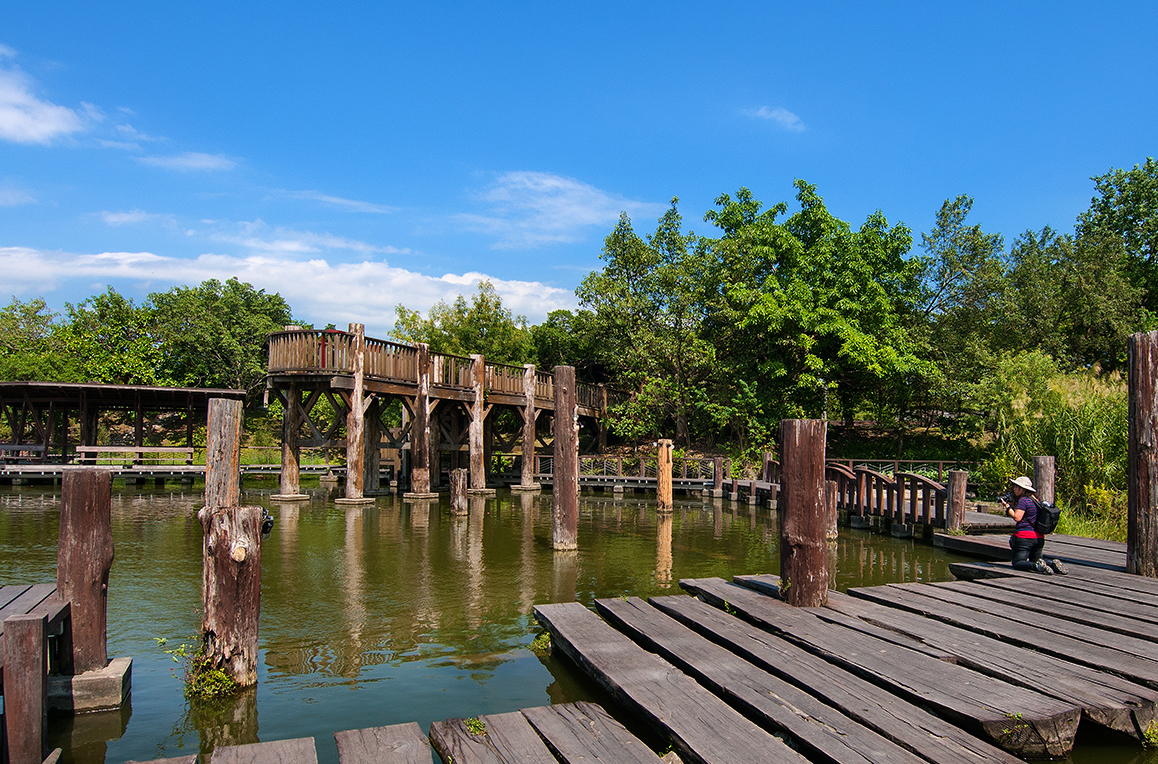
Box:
[0,481,1152,764]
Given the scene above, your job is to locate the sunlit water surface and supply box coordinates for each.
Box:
[1,482,1152,764]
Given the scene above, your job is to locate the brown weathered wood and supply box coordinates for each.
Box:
[779,419,828,606]
[209,737,317,764]
[533,601,810,764]
[597,596,929,764]
[947,470,968,531]
[334,722,430,764]
[651,594,1023,764]
[1032,456,1056,505]
[825,479,838,541]
[1129,330,1158,576]
[410,343,431,494]
[469,354,487,489]
[712,456,723,491]
[552,366,578,551]
[521,364,537,486]
[4,613,47,764]
[363,397,380,493]
[57,468,113,673]
[656,439,673,512]
[935,532,1128,569]
[679,577,1080,758]
[125,757,198,764]
[521,702,665,764]
[205,398,242,509]
[450,468,468,515]
[345,323,366,499]
[279,382,301,496]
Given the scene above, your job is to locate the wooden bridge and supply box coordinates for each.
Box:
[265,325,619,500]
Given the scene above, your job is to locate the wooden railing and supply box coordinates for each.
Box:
[269,328,613,411]
[536,455,715,481]
[838,466,947,527]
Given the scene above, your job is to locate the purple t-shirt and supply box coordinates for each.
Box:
[1014,496,1041,539]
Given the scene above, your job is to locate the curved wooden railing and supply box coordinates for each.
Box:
[269,328,612,411]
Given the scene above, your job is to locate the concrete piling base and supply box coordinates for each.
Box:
[48,657,132,713]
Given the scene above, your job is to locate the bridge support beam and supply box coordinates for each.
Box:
[468,354,495,495]
[404,343,437,499]
[363,398,381,494]
[513,363,541,492]
[552,365,579,550]
[273,382,307,500]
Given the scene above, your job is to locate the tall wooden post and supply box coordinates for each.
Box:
[552,365,579,550]
[451,468,469,515]
[597,384,608,452]
[198,398,262,687]
[1033,456,1056,505]
[363,398,381,493]
[657,438,673,512]
[779,419,828,607]
[343,323,367,501]
[1128,330,1158,576]
[712,456,724,497]
[763,451,776,482]
[57,468,114,673]
[469,354,487,490]
[947,470,968,532]
[4,613,47,764]
[516,363,540,490]
[409,344,432,495]
[275,381,305,499]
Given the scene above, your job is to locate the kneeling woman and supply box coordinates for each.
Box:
[1000,476,1067,575]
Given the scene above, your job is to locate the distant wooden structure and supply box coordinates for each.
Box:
[265,326,618,497]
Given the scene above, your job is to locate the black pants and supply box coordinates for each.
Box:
[1010,535,1045,571]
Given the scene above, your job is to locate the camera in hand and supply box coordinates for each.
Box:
[998,491,1014,505]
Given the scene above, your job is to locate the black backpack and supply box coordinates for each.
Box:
[1034,499,1061,535]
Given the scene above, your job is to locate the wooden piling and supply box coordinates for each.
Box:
[469,354,487,490]
[947,470,968,532]
[657,439,673,512]
[278,381,302,497]
[344,323,366,500]
[521,363,538,488]
[57,468,114,674]
[553,365,579,550]
[363,398,381,494]
[1033,456,1056,505]
[451,468,468,515]
[3,613,47,764]
[1128,330,1158,577]
[198,397,262,686]
[410,343,432,494]
[778,419,828,607]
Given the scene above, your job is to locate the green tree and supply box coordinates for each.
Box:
[0,297,80,381]
[530,309,605,380]
[57,288,169,385]
[149,278,294,402]
[392,281,533,364]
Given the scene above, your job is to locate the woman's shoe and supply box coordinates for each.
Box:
[1046,558,1069,575]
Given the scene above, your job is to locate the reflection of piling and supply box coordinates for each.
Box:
[656,512,673,587]
[825,479,839,543]
[552,365,579,550]
[779,419,828,607]
[450,468,469,515]
[657,439,673,512]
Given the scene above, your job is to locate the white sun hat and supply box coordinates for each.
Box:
[1009,476,1037,493]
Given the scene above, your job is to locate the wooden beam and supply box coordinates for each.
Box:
[779,419,828,606]
[57,468,114,674]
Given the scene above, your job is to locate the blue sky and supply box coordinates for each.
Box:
[2,2,1155,338]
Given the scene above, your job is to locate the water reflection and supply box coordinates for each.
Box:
[655,512,672,588]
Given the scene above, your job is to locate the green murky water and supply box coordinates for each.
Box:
[0,482,1152,764]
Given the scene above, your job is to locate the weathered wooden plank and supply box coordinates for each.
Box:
[850,582,1158,689]
[950,561,1158,608]
[334,721,430,764]
[430,712,557,763]
[946,576,1158,635]
[649,594,1024,764]
[534,601,809,764]
[208,737,317,764]
[596,596,927,764]
[4,613,47,764]
[125,757,198,764]
[0,585,56,627]
[0,584,33,611]
[679,577,1080,758]
[811,582,1158,738]
[521,701,664,764]
[934,533,1127,570]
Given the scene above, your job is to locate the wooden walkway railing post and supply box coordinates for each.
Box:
[1033,456,1056,505]
[779,419,828,606]
[552,366,579,551]
[3,613,48,764]
[657,439,673,512]
[947,470,968,532]
[198,398,262,687]
[57,467,114,675]
[1128,330,1158,576]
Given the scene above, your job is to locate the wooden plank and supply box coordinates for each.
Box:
[334,722,430,764]
[0,585,55,627]
[809,583,1158,739]
[209,737,318,764]
[0,585,33,611]
[956,562,1158,610]
[596,596,928,764]
[125,757,198,764]
[649,594,1024,764]
[521,701,664,764]
[534,601,809,764]
[430,712,557,764]
[679,577,1080,758]
[949,576,1158,635]
[849,582,1158,690]
[934,533,1127,570]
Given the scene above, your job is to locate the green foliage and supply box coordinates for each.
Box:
[58,288,171,385]
[155,637,239,699]
[529,631,551,654]
[1143,719,1158,748]
[465,717,487,736]
[393,281,532,364]
[0,297,77,380]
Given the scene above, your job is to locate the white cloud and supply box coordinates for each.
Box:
[116,123,163,142]
[291,190,397,214]
[0,185,35,206]
[208,219,410,256]
[457,171,666,249]
[100,209,175,226]
[742,105,806,132]
[0,61,85,144]
[138,152,236,171]
[0,246,576,326]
